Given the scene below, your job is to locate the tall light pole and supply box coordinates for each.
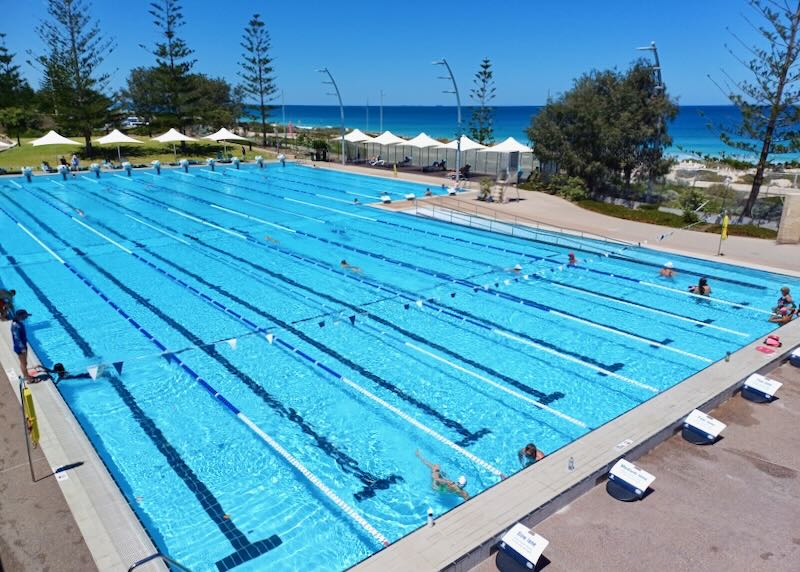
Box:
[379,89,384,132]
[636,41,664,202]
[318,67,346,165]
[433,58,462,186]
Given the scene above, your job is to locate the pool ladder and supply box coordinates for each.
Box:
[127,552,191,572]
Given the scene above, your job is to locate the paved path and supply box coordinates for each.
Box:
[0,369,95,572]
[473,359,800,572]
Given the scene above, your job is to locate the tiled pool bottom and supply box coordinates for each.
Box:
[0,163,797,570]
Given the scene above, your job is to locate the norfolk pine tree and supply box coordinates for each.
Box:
[0,32,37,145]
[469,58,496,145]
[239,14,277,147]
[717,0,800,220]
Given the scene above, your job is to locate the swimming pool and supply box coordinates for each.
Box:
[0,164,795,571]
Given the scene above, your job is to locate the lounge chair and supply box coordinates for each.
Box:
[370,158,386,166]
[422,160,446,173]
[448,164,471,179]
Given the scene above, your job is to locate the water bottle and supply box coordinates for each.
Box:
[427,507,434,527]
[568,456,575,471]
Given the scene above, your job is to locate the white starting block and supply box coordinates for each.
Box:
[447,187,457,196]
[742,373,782,403]
[404,193,415,201]
[498,523,549,570]
[606,458,655,502]
[682,409,726,445]
[789,347,800,367]
[380,195,392,204]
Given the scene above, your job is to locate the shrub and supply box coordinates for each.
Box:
[680,188,706,223]
[478,177,493,200]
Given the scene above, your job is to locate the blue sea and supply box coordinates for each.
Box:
[249,105,795,161]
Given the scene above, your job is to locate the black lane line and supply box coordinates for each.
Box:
[12,188,404,503]
[60,183,492,447]
[0,230,282,571]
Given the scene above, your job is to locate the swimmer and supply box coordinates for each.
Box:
[32,362,92,383]
[424,188,433,197]
[339,259,362,273]
[568,252,577,266]
[415,449,469,500]
[507,263,523,274]
[518,443,545,467]
[659,261,675,278]
[769,306,796,325]
[689,277,711,296]
[353,198,360,205]
[774,286,794,313]
[264,235,280,244]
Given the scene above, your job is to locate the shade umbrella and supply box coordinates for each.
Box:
[153,128,197,162]
[96,129,143,162]
[479,137,533,178]
[31,130,82,147]
[203,127,249,158]
[403,132,441,168]
[0,140,16,152]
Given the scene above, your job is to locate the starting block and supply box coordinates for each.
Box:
[789,347,800,367]
[682,409,726,445]
[380,195,392,204]
[498,523,549,570]
[741,373,782,403]
[606,458,655,502]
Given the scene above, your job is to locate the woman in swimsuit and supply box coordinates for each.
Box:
[415,450,469,500]
[774,287,793,313]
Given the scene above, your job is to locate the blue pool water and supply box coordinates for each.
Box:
[0,164,796,571]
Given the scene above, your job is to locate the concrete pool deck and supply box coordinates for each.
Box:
[473,357,800,572]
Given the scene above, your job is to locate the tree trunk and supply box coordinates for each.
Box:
[16,132,21,146]
[84,130,92,156]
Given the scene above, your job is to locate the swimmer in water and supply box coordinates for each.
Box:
[518,443,545,467]
[264,235,280,244]
[659,262,675,278]
[507,263,523,273]
[568,252,577,266]
[340,259,362,273]
[415,449,469,500]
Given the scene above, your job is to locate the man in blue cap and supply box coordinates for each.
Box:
[11,309,32,382]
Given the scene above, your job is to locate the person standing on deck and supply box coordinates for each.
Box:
[12,309,32,382]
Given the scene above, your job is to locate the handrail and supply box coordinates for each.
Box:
[436,196,636,248]
[127,552,192,572]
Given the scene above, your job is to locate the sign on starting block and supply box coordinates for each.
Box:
[682,409,726,445]
[742,373,782,403]
[606,458,655,502]
[498,523,549,570]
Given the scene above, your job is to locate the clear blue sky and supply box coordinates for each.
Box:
[4,0,759,105]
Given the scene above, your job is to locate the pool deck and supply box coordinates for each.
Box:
[0,328,164,572]
[473,357,800,572]
[351,320,800,572]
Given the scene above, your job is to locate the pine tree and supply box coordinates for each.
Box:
[239,14,277,147]
[0,33,33,108]
[469,58,496,145]
[32,0,115,154]
[716,0,800,220]
[148,0,195,130]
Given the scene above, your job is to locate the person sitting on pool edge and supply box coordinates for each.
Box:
[659,261,675,278]
[518,443,545,467]
[415,449,469,500]
[340,259,362,273]
[689,277,711,296]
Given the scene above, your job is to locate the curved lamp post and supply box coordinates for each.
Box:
[433,58,462,186]
[318,67,346,165]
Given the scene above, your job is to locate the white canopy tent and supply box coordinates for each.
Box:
[363,130,406,164]
[342,128,372,143]
[31,130,82,147]
[96,129,143,161]
[204,127,249,158]
[439,135,486,151]
[479,136,534,181]
[402,132,443,168]
[0,140,16,152]
[153,128,197,161]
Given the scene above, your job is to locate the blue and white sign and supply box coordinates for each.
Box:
[499,523,549,570]
[743,373,782,399]
[684,409,726,440]
[608,459,655,497]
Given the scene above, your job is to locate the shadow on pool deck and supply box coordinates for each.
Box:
[0,371,95,572]
[472,359,800,572]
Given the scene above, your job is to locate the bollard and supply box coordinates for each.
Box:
[255,155,264,168]
[58,164,69,180]
[232,157,240,170]
[90,163,100,178]
[179,159,189,173]
[122,161,132,177]
[207,158,215,172]
[152,160,161,175]
[22,166,33,183]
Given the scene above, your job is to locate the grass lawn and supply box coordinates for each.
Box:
[576,199,777,239]
[0,137,277,173]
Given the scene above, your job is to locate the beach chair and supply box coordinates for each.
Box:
[422,160,446,173]
[497,523,549,570]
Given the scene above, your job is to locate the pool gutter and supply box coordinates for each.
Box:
[351,319,800,572]
[0,328,165,571]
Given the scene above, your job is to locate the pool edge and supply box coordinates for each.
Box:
[350,319,800,572]
[0,328,165,572]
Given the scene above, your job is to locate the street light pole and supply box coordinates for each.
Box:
[636,41,664,202]
[433,58,462,187]
[318,67,346,165]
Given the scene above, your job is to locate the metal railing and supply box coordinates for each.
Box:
[415,198,637,253]
[127,552,192,572]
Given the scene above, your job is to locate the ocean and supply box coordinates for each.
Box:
[246,105,795,161]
